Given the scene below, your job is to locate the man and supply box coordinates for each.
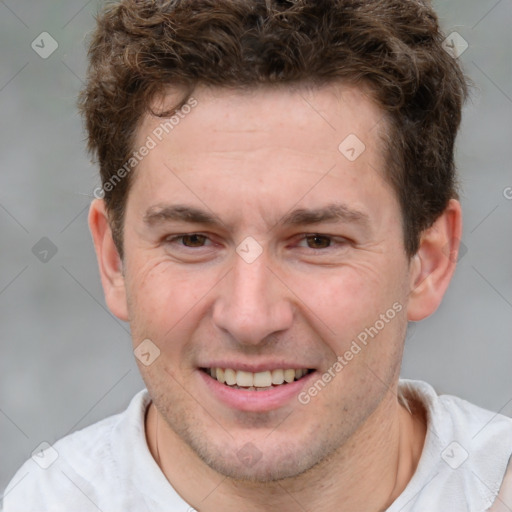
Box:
[4,0,512,510]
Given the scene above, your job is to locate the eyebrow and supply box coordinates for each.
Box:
[278,203,370,229]
[143,203,370,230]
[144,205,221,227]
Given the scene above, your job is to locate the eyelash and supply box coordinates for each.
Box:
[165,233,213,248]
[164,233,349,251]
[296,234,346,250]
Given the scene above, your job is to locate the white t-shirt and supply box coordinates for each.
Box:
[3,379,512,511]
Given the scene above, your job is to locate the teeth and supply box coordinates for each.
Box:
[236,371,253,387]
[224,368,236,386]
[271,369,284,385]
[284,369,295,383]
[207,367,309,388]
[253,371,272,387]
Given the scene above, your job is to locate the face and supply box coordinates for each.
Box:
[120,84,413,481]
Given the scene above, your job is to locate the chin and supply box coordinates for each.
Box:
[185,427,336,484]
[199,447,317,483]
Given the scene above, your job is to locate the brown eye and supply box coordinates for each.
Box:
[305,235,331,249]
[180,234,208,247]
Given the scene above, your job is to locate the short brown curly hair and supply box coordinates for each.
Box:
[79,0,468,259]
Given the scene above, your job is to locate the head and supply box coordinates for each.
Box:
[83,0,467,482]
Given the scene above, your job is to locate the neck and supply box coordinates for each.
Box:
[145,390,426,511]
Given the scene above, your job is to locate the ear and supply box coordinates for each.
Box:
[88,199,129,322]
[407,199,462,322]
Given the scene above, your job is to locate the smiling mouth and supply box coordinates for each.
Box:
[200,367,315,391]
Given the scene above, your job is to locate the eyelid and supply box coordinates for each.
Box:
[296,233,349,243]
[164,233,214,247]
[162,232,350,250]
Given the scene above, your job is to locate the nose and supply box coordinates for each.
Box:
[212,249,294,346]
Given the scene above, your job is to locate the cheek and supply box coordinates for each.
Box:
[125,258,216,343]
[286,258,405,351]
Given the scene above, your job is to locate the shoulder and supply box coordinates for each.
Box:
[2,389,151,512]
[400,379,512,444]
[488,453,512,511]
[397,379,512,510]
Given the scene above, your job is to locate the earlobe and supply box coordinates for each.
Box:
[407,199,462,322]
[88,199,129,322]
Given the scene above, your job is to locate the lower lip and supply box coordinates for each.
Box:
[197,369,317,412]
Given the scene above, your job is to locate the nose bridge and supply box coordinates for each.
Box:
[232,254,270,310]
[212,250,293,344]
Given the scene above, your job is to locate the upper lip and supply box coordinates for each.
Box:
[199,362,315,373]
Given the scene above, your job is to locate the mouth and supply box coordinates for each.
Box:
[199,367,315,391]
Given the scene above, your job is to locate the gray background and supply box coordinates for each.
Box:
[1,0,511,494]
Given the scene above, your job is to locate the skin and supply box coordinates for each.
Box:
[89,83,462,511]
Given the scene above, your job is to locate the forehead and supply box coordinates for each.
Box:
[128,83,395,230]
[139,83,385,152]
